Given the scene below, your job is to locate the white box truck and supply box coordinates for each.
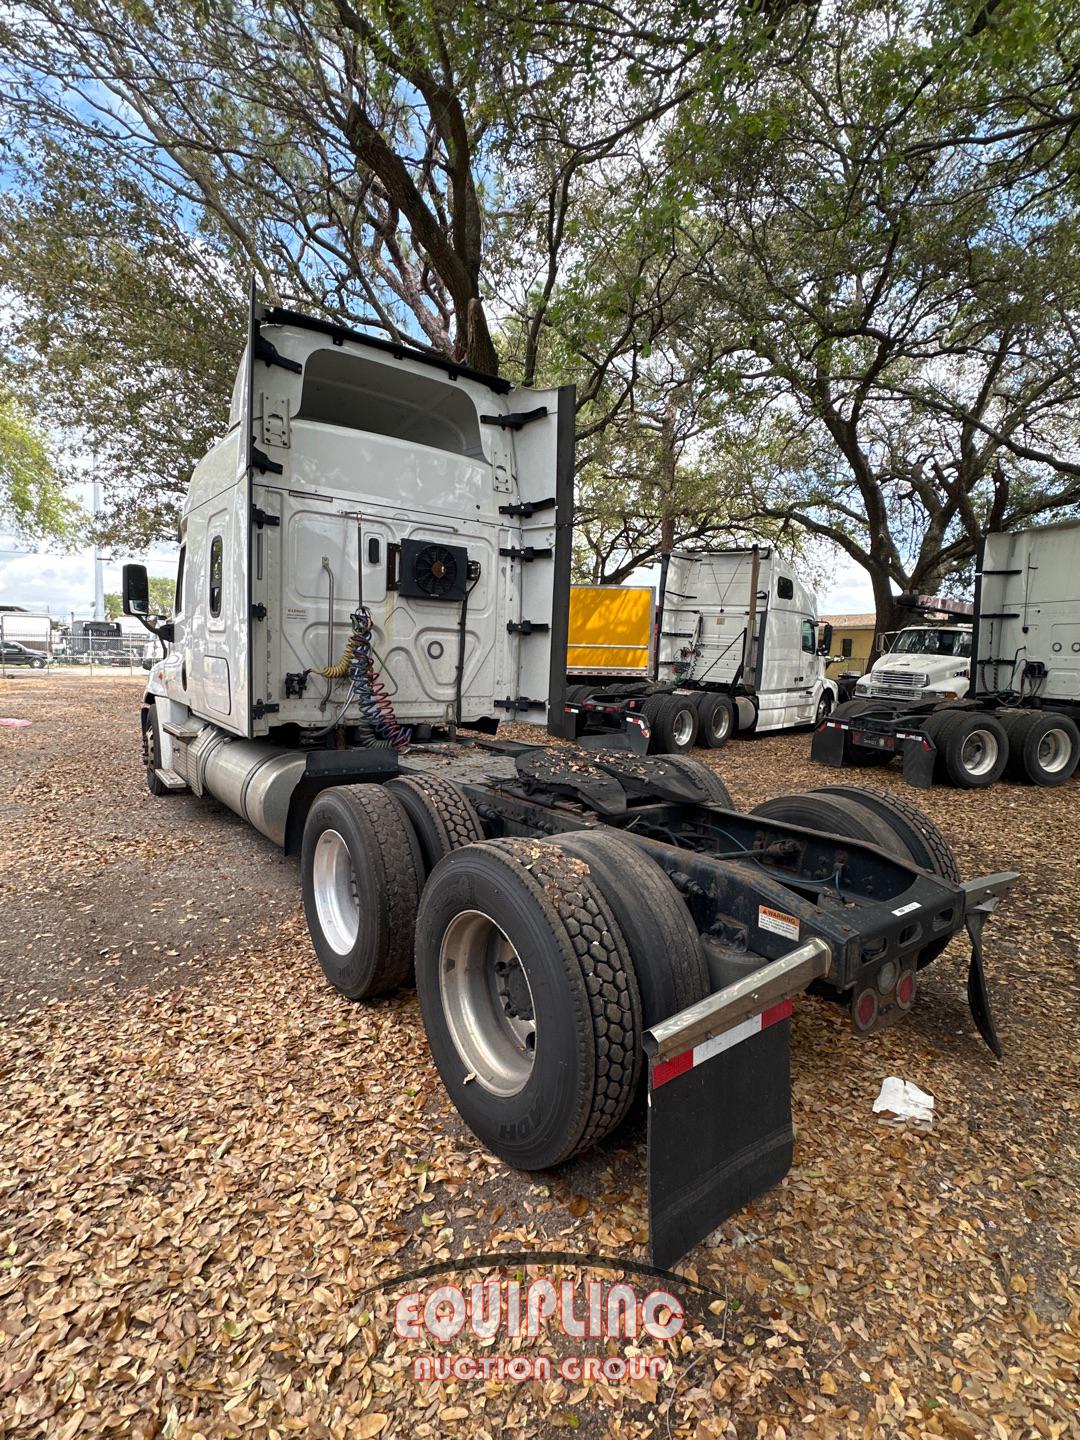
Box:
[813,519,1080,787]
[122,291,1016,1263]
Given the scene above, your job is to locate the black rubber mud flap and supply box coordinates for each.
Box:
[901,734,936,788]
[810,720,846,767]
[646,1003,794,1269]
[965,903,1003,1058]
[577,711,651,757]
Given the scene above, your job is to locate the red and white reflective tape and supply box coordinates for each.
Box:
[650,999,793,1090]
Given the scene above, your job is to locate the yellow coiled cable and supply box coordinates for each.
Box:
[316,627,361,680]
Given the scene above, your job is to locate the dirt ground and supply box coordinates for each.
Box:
[0,675,1076,1439]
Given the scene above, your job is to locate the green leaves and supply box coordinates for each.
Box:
[0,393,82,544]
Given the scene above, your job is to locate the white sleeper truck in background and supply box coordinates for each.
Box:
[565,546,838,755]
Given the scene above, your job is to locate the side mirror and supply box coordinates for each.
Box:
[817,623,833,656]
[122,563,150,616]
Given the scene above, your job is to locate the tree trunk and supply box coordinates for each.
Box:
[871,569,907,641]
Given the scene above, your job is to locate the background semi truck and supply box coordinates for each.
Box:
[125,292,1016,1264]
[851,621,973,704]
[813,519,1080,788]
[566,548,839,754]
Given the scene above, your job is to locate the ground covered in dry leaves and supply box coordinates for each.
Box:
[0,676,1076,1439]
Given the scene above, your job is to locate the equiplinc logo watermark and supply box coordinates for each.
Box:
[393,1271,686,1384]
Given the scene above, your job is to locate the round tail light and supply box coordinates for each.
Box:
[855,989,878,1031]
[896,971,916,1009]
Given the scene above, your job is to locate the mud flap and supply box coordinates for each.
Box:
[646,1004,794,1268]
[810,720,846,768]
[576,709,651,757]
[900,734,936,788]
[965,902,1003,1058]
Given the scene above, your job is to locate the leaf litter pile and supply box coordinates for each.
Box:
[0,677,1077,1439]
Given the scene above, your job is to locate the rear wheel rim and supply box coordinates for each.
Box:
[672,707,695,747]
[439,910,536,1097]
[710,705,730,741]
[960,729,999,777]
[312,829,360,953]
[1037,727,1073,774]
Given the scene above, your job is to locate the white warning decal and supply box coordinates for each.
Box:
[892,901,921,917]
[758,905,800,942]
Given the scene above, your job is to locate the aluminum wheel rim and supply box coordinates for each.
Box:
[439,910,536,1097]
[1038,727,1072,774]
[312,829,360,954]
[672,707,695,748]
[710,705,730,741]
[960,729,1000,777]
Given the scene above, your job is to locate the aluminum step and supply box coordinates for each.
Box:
[154,767,188,791]
[162,720,204,740]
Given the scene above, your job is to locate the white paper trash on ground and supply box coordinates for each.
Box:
[873,1076,935,1127]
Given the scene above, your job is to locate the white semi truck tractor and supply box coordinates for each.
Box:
[851,621,973,705]
[124,292,1017,1265]
[566,548,839,753]
[814,522,1080,788]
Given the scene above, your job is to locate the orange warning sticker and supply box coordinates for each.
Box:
[758,905,800,942]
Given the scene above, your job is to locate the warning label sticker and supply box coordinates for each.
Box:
[285,606,308,622]
[758,905,800,942]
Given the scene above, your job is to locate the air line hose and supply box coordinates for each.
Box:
[317,609,409,749]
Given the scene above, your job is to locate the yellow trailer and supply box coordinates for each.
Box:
[567,585,655,678]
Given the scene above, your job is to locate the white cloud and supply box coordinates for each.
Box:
[0,538,178,617]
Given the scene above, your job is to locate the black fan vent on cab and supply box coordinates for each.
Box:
[398,538,469,602]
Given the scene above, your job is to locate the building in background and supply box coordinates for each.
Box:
[821,613,877,679]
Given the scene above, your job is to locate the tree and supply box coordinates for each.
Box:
[0,391,80,542]
[673,0,1080,629]
[0,0,780,547]
[104,578,175,621]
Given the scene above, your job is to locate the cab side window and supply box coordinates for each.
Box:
[777,576,794,600]
[801,619,816,653]
[209,536,223,618]
[175,545,186,615]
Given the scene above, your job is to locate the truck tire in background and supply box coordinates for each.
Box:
[927,710,1008,788]
[385,774,484,878]
[565,684,596,704]
[552,829,709,1026]
[754,787,960,970]
[694,691,734,749]
[1000,710,1080,786]
[643,692,699,755]
[142,703,172,797]
[415,839,642,1170]
[301,785,421,999]
[659,753,737,808]
[813,785,961,884]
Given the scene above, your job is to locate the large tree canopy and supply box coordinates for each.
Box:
[1,0,1079,628]
[672,0,1080,626]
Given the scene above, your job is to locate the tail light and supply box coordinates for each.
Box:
[853,988,878,1032]
[896,969,916,1010]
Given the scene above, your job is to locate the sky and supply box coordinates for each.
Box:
[0,535,876,620]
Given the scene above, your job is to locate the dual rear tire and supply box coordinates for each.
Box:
[300,779,710,1171]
